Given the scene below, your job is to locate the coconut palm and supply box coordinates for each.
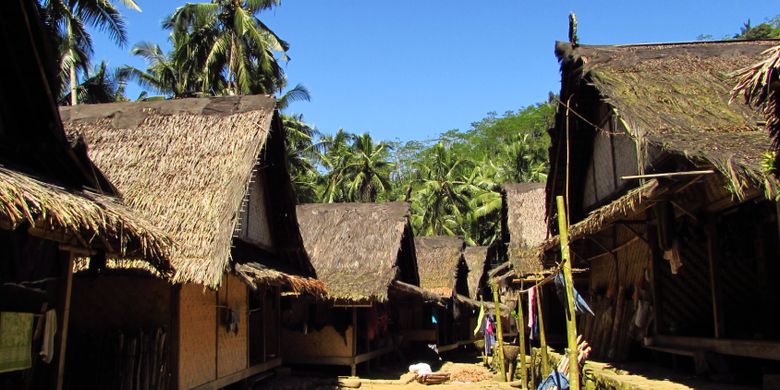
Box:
[319,130,357,203]
[164,0,288,96]
[41,0,140,105]
[282,114,321,203]
[340,134,394,202]
[119,41,211,99]
[60,60,128,104]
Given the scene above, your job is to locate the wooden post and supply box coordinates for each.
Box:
[706,219,724,338]
[55,252,75,390]
[556,196,580,390]
[537,288,550,377]
[351,307,357,377]
[492,282,507,382]
[515,292,527,389]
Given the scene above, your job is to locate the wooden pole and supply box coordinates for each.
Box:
[515,292,527,389]
[56,252,75,390]
[556,196,580,390]
[351,307,357,377]
[492,282,507,382]
[536,288,550,377]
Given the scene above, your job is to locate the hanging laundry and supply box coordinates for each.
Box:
[528,286,537,330]
[554,273,595,316]
[40,309,57,364]
[0,312,34,373]
[484,316,496,356]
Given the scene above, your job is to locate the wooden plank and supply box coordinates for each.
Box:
[190,358,282,390]
[620,170,714,180]
[655,335,780,361]
[437,343,460,353]
[55,251,75,390]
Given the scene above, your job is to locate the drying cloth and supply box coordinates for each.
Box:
[409,362,433,376]
[473,304,485,336]
[528,287,537,330]
[40,309,57,364]
[0,312,34,373]
[554,273,595,316]
[537,370,569,390]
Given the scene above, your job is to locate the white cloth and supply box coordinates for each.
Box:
[409,363,433,376]
[40,309,57,364]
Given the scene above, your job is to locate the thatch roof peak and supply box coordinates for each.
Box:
[501,182,547,276]
[415,235,466,297]
[296,202,418,303]
[555,39,778,197]
[463,246,488,299]
[61,95,278,288]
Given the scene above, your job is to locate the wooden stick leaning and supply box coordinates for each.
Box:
[492,281,507,382]
[556,195,580,390]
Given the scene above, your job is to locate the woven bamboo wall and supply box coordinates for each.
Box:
[281,325,354,358]
[235,171,273,248]
[582,131,615,209]
[178,283,217,390]
[71,275,171,331]
[217,274,248,378]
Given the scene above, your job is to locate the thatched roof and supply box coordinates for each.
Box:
[463,246,488,299]
[235,262,325,297]
[61,95,279,288]
[296,202,418,302]
[0,167,171,269]
[555,40,779,197]
[502,183,547,275]
[415,236,466,297]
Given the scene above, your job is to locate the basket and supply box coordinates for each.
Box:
[502,345,520,361]
[474,340,485,350]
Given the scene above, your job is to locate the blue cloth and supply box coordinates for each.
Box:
[537,370,569,390]
[554,273,595,316]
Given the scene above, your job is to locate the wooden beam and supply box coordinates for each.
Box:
[653,336,780,361]
[621,170,714,180]
[354,346,394,364]
[190,358,282,390]
[351,307,357,376]
[55,252,75,390]
[706,219,724,338]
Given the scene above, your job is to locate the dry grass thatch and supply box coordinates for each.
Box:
[538,179,662,263]
[415,235,465,297]
[60,95,276,288]
[732,44,780,153]
[463,246,488,299]
[0,166,171,270]
[557,40,780,197]
[296,202,415,302]
[234,262,326,298]
[502,183,547,275]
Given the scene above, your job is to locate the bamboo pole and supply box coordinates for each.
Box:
[492,281,507,382]
[556,196,580,390]
[515,292,527,389]
[536,288,550,377]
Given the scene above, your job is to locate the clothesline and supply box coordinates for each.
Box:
[515,267,562,294]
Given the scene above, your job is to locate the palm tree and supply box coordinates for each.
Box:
[340,134,394,202]
[164,0,288,96]
[119,42,205,99]
[282,113,321,203]
[503,133,549,183]
[41,0,141,105]
[60,60,128,104]
[408,143,474,240]
[319,129,356,203]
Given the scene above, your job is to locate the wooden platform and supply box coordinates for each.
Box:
[284,346,395,376]
[191,358,282,390]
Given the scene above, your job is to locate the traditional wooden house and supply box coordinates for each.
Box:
[59,95,323,389]
[0,2,171,389]
[539,39,780,385]
[289,202,428,376]
[413,236,473,351]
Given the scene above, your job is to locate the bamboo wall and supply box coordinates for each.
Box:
[178,283,217,389]
[235,170,273,249]
[216,274,248,377]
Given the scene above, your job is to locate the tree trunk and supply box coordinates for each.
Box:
[68,18,78,106]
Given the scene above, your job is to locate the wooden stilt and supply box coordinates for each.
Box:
[556,196,580,390]
[537,288,549,377]
[492,282,507,382]
[55,252,75,390]
[515,292,527,389]
[351,307,357,377]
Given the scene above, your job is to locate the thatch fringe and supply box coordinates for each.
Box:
[61,96,276,288]
[0,166,171,271]
[463,246,488,299]
[502,183,547,274]
[234,262,326,298]
[537,179,662,263]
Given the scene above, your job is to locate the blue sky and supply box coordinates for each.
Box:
[92,1,778,142]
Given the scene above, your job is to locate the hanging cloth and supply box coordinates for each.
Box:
[40,309,57,364]
[473,303,485,336]
[554,273,595,316]
[527,287,537,330]
[0,312,34,373]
